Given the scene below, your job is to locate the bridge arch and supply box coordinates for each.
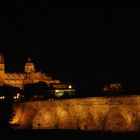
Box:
[55,107,75,129]
[77,107,96,130]
[103,108,134,131]
[32,108,56,129]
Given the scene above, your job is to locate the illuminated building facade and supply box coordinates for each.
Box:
[0,52,62,89]
[103,83,122,92]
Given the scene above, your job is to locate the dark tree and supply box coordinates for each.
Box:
[0,101,14,130]
[23,81,53,100]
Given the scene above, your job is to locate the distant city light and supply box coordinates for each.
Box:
[55,90,59,92]
[17,93,20,96]
[14,96,17,99]
[0,96,5,99]
[68,85,72,89]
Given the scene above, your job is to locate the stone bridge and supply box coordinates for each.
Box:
[11,95,140,131]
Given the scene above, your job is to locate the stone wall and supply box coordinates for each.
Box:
[11,95,140,131]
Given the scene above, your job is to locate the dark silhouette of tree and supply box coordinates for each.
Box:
[0,101,13,130]
[0,85,19,130]
[23,81,54,101]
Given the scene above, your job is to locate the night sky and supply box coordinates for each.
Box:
[1,6,140,85]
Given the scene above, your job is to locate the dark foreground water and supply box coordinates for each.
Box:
[1,129,140,140]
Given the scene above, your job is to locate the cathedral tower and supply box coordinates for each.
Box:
[0,52,5,83]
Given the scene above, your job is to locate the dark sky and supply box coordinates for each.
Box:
[0,6,140,85]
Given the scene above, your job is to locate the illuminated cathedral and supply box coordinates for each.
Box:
[0,52,62,89]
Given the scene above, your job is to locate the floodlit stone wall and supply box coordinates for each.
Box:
[11,95,140,131]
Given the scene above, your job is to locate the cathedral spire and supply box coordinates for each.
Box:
[0,52,5,78]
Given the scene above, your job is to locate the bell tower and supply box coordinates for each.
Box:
[0,52,5,83]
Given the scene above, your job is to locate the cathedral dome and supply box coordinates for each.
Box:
[24,58,36,73]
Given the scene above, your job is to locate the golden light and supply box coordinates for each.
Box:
[0,96,5,99]
[14,96,17,99]
[55,90,59,92]
[68,85,72,89]
[17,93,20,96]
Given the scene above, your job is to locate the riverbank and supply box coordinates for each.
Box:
[1,129,140,140]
